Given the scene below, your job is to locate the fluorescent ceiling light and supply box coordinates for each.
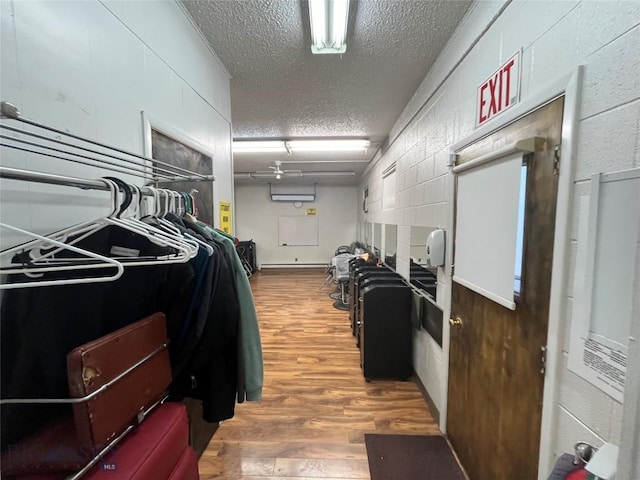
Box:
[234,171,355,179]
[233,140,287,153]
[309,0,349,55]
[287,139,369,152]
[232,139,370,153]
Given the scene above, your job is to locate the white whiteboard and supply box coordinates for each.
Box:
[278,215,318,246]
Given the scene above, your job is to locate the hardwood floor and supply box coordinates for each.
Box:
[198,269,440,479]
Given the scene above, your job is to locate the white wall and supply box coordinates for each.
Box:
[0,0,232,247]
[359,1,640,476]
[235,184,357,267]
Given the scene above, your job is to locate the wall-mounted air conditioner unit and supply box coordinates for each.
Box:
[269,184,316,202]
[271,193,316,201]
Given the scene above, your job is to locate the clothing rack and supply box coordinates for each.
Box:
[0,165,121,192]
[0,167,201,224]
[0,103,248,479]
[0,101,215,184]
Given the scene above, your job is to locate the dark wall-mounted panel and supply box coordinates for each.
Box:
[421,295,444,347]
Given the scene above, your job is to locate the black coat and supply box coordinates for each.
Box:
[1,225,195,448]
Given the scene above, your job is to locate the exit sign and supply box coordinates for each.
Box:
[476,51,521,127]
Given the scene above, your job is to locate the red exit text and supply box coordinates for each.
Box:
[477,52,520,126]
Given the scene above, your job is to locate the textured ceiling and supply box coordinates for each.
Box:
[181,0,472,184]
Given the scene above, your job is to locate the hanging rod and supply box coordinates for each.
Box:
[0,142,173,182]
[0,166,176,197]
[0,101,215,183]
[1,129,184,181]
[1,166,111,190]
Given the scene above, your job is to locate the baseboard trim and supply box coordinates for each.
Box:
[413,369,440,425]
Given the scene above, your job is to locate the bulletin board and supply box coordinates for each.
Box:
[278,215,318,246]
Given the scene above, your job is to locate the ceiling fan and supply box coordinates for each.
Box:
[252,161,302,179]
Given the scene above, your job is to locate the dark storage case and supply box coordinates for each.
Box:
[358,283,412,381]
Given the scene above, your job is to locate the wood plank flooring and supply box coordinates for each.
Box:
[198,269,440,479]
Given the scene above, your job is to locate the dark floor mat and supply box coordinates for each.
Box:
[365,434,466,480]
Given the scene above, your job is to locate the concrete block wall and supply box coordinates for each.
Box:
[0,0,233,247]
[359,0,640,474]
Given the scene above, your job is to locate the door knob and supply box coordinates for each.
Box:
[449,316,463,327]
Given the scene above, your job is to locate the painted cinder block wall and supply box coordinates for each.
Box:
[358,0,640,475]
[0,0,233,243]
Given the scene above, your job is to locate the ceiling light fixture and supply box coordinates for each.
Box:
[287,139,369,152]
[233,140,287,153]
[234,171,356,179]
[309,0,350,55]
[232,138,369,153]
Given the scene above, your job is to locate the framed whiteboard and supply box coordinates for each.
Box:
[278,215,318,246]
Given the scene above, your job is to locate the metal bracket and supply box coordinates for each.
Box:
[0,101,20,119]
[448,153,457,168]
[553,145,561,176]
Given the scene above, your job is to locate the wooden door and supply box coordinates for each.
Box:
[447,98,564,480]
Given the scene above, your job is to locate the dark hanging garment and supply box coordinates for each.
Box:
[170,240,241,423]
[208,229,263,403]
[0,225,195,449]
[161,213,216,362]
[171,248,218,379]
[179,219,264,403]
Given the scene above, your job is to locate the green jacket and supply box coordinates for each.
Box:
[204,226,263,401]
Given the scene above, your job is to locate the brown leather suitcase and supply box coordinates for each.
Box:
[67,312,171,449]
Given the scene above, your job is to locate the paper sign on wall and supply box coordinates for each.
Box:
[219,201,232,234]
[306,208,317,215]
[476,51,521,127]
